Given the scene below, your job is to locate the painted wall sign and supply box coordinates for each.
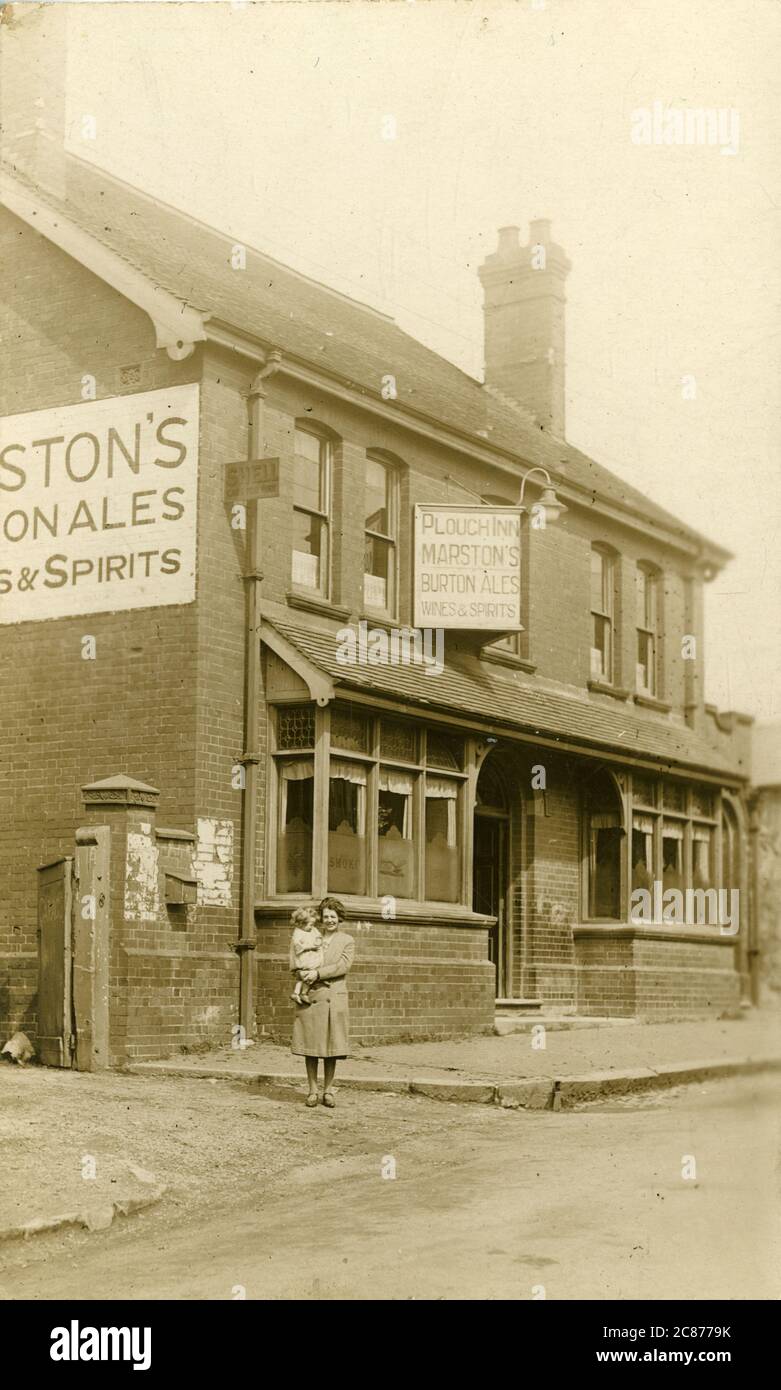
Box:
[413,504,524,630]
[0,384,199,623]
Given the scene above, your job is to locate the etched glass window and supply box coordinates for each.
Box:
[424,775,460,902]
[277,759,314,893]
[378,767,416,899]
[328,760,367,895]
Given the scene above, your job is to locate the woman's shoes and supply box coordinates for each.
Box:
[322,1090,336,1108]
[305,1092,319,1107]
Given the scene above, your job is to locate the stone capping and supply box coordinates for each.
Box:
[285,589,352,621]
[587,679,630,701]
[82,775,160,810]
[156,827,196,842]
[254,898,495,928]
[573,922,736,947]
[633,692,673,713]
[481,646,538,675]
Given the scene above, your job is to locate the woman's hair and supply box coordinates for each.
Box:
[318,896,346,922]
[290,906,318,929]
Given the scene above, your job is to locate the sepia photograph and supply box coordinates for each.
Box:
[0,0,779,1348]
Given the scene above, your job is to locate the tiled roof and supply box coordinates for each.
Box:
[3,156,728,561]
[267,619,743,779]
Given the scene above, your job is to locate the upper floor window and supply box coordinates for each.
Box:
[364,452,399,615]
[636,564,659,696]
[590,546,614,682]
[292,427,331,595]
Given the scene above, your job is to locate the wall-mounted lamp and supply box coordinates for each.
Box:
[518,465,568,524]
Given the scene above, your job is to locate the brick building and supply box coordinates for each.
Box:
[750,723,781,1008]
[0,4,756,1064]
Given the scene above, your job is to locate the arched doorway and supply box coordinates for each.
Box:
[473,756,510,998]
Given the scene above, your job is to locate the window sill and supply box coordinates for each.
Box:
[573,921,736,946]
[255,897,495,928]
[587,679,630,701]
[633,693,672,713]
[286,589,352,622]
[480,646,537,674]
[359,612,399,630]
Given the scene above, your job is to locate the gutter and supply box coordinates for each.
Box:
[236,350,283,1037]
[0,169,208,358]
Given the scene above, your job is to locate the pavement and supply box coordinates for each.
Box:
[128,1011,781,1108]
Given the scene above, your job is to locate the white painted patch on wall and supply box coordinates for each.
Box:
[125,829,161,921]
[193,818,234,907]
[195,1005,222,1025]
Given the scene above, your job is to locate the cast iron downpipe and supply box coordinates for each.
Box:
[237,349,282,1037]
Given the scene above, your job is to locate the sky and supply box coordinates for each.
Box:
[55,0,781,719]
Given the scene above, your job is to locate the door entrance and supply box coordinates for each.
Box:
[473,813,508,998]
[37,857,75,1067]
[36,825,110,1070]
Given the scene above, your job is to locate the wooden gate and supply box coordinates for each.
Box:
[37,857,75,1067]
[37,826,110,1070]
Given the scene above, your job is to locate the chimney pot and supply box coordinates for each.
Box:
[529,217,552,245]
[496,225,521,257]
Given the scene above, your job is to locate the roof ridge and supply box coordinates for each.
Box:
[63,152,399,325]
[0,157,731,565]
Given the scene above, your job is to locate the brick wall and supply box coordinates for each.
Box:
[0,208,209,1043]
[255,914,495,1045]
[755,787,781,1004]
[575,929,740,1017]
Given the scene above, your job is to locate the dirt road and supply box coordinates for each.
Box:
[1,1074,778,1300]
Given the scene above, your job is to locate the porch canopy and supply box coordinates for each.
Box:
[261,619,744,784]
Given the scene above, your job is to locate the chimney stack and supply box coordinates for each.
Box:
[478,219,571,440]
[0,2,68,199]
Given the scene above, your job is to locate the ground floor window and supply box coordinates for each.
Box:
[629,774,726,923]
[276,758,314,893]
[662,819,684,891]
[378,767,415,899]
[425,776,461,903]
[584,770,623,919]
[587,771,734,924]
[271,702,467,904]
[631,813,654,891]
[328,760,367,894]
[692,825,714,891]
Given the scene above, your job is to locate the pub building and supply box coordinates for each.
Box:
[0,9,756,1062]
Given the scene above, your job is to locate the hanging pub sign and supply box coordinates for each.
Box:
[413,503,523,630]
[0,384,199,624]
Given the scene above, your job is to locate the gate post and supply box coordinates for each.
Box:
[81,775,160,1066]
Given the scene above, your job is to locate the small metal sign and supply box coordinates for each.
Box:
[224,456,280,501]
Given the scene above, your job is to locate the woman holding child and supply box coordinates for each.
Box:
[289,897,355,1109]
